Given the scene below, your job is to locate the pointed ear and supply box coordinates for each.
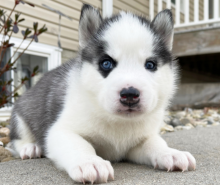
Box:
[150,9,174,50]
[79,4,102,48]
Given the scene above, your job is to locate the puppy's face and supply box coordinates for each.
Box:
[79,5,177,119]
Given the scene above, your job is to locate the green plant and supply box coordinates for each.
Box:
[0,0,47,108]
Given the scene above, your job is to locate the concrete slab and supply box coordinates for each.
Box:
[0,126,220,185]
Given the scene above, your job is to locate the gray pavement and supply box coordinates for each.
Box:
[0,126,220,185]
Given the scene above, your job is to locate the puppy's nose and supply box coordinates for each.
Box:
[120,87,140,107]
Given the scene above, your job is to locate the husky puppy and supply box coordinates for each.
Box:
[10,4,196,184]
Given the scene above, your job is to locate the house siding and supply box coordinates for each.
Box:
[114,0,206,31]
[113,0,149,16]
[62,49,77,63]
[189,0,204,22]
[0,0,102,51]
[199,0,204,21]
[1,0,207,51]
[113,0,185,25]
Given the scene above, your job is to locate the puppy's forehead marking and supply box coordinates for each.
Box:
[102,13,154,61]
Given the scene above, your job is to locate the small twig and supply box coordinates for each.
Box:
[0,34,6,63]
[8,82,23,97]
[12,38,34,65]
[0,4,16,66]
[0,38,34,77]
[8,27,13,41]
[0,30,13,64]
[0,4,16,34]
[8,39,25,64]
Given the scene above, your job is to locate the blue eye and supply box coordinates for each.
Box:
[145,61,156,71]
[100,60,114,71]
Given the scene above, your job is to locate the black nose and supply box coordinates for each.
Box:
[120,87,140,107]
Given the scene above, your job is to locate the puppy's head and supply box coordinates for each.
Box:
[79,4,177,119]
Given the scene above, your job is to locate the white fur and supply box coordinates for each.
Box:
[19,143,41,159]
[12,114,42,159]
[14,12,195,184]
[45,15,195,184]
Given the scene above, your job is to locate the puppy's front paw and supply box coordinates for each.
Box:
[152,148,196,172]
[20,143,42,159]
[68,156,114,184]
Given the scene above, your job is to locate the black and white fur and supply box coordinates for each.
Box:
[10,4,196,184]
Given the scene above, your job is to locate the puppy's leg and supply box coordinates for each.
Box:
[11,114,42,159]
[46,125,114,184]
[127,135,196,171]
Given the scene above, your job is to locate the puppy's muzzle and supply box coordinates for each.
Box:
[120,87,140,108]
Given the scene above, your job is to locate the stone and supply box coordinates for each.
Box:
[160,131,166,135]
[170,118,182,127]
[0,137,10,146]
[212,122,220,126]
[185,123,194,128]
[0,155,6,161]
[182,126,192,130]
[162,109,220,133]
[161,124,174,132]
[0,146,12,162]
[174,125,183,131]
[0,146,12,156]
[213,115,220,122]
[0,122,7,127]
[192,114,201,119]
[185,108,193,115]
[1,157,15,162]
[194,121,207,127]
[0,120,10,127]
[180,118,191,125]
[207,117,214,125]
[208,110,216,115]
[203,107,209,114]
[196,125,204,128]
[173,111,186,119]
[189,120,199,127]
[164,115,172,125]
[0,127,10,137]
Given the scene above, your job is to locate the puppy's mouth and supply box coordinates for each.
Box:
[116,107,142,116]
[126,108,135,113]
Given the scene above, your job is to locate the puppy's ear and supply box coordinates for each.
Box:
[79,4,102,48]
[150,9,174,50]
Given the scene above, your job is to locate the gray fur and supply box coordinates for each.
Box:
[79,4,102,48]
[150,9,174,50]
[10,59,82,154]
